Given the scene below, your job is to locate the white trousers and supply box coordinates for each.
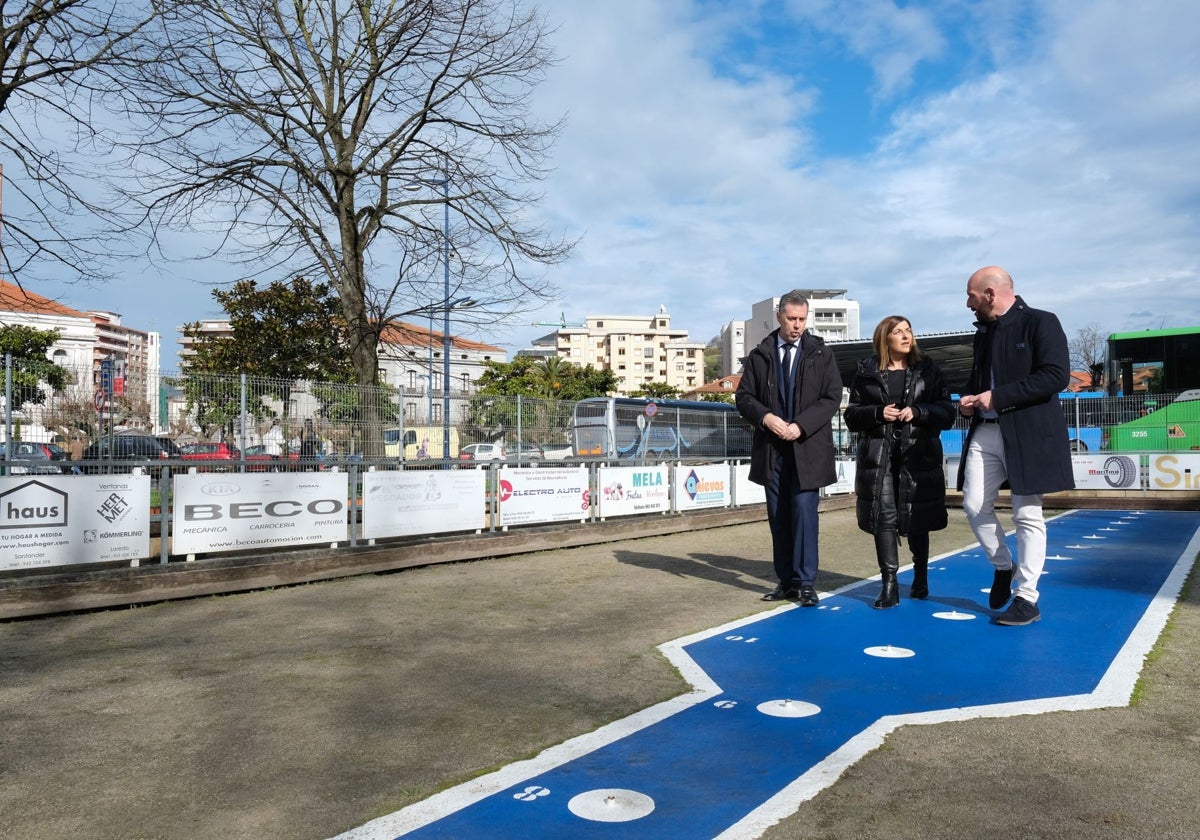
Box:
[962,423,1046,605]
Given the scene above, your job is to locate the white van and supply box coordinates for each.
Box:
[383,427,461,460]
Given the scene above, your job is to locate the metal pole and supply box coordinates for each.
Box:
[428,308,434,423]
[441,177,451,461]
[3,353,11,472]
[239,374,248,456]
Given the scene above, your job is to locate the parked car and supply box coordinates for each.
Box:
[243,444,300,471]
[82,433,181,473]
[508,443,544,463]
[179,441,242,471]
[0,441,73,474]
[459,442,506,463]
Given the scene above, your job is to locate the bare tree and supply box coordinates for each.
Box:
[0,0,154,284]
[1069,322,1108,389]
[115,0,571,452]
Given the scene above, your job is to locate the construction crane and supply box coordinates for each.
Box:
[531,312,585,328]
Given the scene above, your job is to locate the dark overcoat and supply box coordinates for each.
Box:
[735,329,842,489]
[843,357,956,535]
[954,296,1075,496]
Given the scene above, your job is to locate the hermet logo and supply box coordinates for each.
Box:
[0,480,68,529]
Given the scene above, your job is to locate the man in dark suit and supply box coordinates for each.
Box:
[736,290,843,606]
[957,266,1075,626]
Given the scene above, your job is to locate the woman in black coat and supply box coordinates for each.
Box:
[844,316,956,608]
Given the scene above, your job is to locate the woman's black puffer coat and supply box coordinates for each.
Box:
[843,357,956,536]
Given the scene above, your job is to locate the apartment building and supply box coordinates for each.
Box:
[377,321,507,424]
[744,289,861,357]
[528,306,706,395]
[719,320,746,377]
[0,279,163,434]
[179,317,506,424]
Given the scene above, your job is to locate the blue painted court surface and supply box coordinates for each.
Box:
[335,509,1200,840]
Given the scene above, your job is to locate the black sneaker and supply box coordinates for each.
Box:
[995,596,1040,626]
[989,568,1014,609]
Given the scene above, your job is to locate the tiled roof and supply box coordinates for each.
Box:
[0,278,89,319]
[380,320,504,353]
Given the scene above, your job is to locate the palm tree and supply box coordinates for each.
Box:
[532,357,572,398]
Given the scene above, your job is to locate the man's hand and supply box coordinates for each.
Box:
[959,390,994,415]
[764,413,802,441]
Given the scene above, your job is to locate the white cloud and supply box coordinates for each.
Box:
[510,0,1200,358]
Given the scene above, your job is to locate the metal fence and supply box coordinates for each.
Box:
[1,355,1195,473]
[0,359,578,466]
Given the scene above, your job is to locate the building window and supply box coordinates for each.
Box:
[643,347,654,359]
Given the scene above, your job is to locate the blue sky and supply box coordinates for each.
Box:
[25,0,1200,369]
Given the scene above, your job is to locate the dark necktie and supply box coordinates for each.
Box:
[780,343,795,419]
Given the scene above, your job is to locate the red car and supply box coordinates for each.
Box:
[179,441,242,472]
[243,444,300,471]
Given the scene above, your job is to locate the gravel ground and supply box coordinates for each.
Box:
[1,506,1197,840]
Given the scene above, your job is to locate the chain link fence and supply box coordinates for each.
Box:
[0,357,1195,471]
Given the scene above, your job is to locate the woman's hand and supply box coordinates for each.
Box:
[882,403,914,423]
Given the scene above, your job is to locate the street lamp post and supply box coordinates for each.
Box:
[407,171,481,461]
[438,176,452,461]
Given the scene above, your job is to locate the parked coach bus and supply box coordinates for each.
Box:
[572,397,754,460]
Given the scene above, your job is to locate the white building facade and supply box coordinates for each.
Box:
[0,279,163,439]
[719,320,746,377]
[744,289,861,358]
[526,307,706,396]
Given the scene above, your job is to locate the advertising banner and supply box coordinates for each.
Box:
[173,472,348,555]
[0,474,151,571]
[674,463,730,511]
[596,465,670,518]
[1148,453,1200,491]
[732,462,765,506]
[1072,453,1142,490]
[361,469,487,539]
[497,466,590,527]
[828,458,856,496]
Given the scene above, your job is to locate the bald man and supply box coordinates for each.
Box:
[956,266,1074,625]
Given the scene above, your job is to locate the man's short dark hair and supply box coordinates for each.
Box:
[777,290,809,312]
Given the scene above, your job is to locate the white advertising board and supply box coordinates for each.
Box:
[828,458,856,495]
[497,466,589,527]
[596,465,670,518]
[1148,453,1200,491]
[674,463,730,511]
[172,472,348,555]
[733,462,765,506]
[1072,453,1141,490]
[361,469,486,539]
[0,474,151,571]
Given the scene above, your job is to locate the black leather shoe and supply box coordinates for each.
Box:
[799,586,819,607]
[762,585,800,602]
[989,568,1014,609]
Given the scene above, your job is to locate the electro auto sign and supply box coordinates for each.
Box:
[0,474,151,571]
[172,472,347,555]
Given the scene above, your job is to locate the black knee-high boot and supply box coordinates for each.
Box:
[909,531,929,600]
[874,530,900,609]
